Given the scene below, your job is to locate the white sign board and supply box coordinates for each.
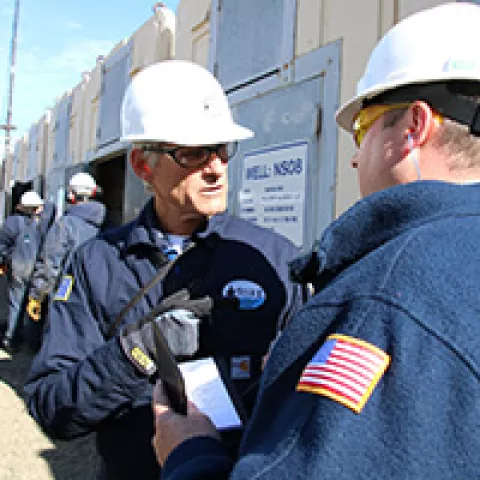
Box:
[239,141,307,246]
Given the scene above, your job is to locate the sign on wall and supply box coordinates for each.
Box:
[238,140,307,246]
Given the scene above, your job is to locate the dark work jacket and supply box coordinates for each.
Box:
[10,202,57,281]
[0,213,31,266]
[29,201,106,301]
[23,199,301,480]
[161,181,480,480]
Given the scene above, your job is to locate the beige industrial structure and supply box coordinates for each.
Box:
[4,0,460,249]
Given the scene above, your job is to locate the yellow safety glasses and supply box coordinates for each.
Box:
[352,102,444,147]
[352,103,412,147]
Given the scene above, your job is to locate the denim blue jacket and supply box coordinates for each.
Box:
[162,181,480,480]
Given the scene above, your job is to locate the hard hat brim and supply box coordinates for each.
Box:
[122,122,254,146]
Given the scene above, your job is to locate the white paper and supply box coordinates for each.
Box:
[179,357,242,430]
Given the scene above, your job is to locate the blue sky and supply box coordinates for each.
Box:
[0,0,180,158]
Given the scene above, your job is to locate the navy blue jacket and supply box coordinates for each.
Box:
[161,181,480,480]
[10,201,57,281]
[29,200,106,301]
[0,213,30,266]
[24,199,301,480]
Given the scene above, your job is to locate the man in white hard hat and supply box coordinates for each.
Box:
[24,60,302,479]
[0,191,55,353]
[24,172,107,351]
[150,4,480,479]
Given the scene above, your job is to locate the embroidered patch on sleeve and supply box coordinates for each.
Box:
[53,275,74,301]
[296,334,390,413]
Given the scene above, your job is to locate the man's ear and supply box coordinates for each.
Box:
[130,149,153,180]
[404,101,437,148]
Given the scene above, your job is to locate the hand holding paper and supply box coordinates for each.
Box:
[179,357,243,430]
[152,358,243,466]
[152,376,220,466]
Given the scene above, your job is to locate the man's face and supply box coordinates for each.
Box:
[146,144,229,221]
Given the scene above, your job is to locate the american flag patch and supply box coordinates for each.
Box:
[296,334,390,413]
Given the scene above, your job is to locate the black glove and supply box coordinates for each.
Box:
[119,289,213,378]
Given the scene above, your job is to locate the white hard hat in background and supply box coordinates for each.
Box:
[68,172,97,196]
[19,191,44,208]
[120,60,254,146]
[336,2,480,132]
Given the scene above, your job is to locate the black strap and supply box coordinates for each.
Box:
[364,81,480,136]
[106,243,194,339]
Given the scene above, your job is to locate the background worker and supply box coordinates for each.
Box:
[25,172,107,351]
[0,191,55,353]
[24,60,302,480]
[151,4,480,479]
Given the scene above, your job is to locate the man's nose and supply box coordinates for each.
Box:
[203,152,226,173]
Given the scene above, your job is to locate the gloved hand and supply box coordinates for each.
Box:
[27,297,42,322]
[119,289,213,378]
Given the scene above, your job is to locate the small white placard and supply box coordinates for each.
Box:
[239,140,308,247]
[179,357,242,430]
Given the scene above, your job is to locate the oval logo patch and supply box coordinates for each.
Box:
[222,280,266,310]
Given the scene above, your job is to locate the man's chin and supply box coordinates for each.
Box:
[200,204,227,218]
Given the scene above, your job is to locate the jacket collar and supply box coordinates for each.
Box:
[123,198,229,253]
[265,181,480,389]
[290,181,480,290]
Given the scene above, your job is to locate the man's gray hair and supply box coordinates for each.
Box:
[131,143,160,192]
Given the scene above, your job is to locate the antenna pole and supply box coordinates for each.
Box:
[1,0,20,192]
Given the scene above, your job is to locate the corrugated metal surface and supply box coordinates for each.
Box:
[26,122,39,181]
[45,166,66,216]
[209,0,339,248]
[12,134,28,182]
[227,42,340,248]
[96,42,131,149]
[82,59,103,163]
[213,0,294,91]
[52,93,73,170]
[130,8,175,75]
[175,0,211,65]
[2,0,455,224]
[68,76,89,166]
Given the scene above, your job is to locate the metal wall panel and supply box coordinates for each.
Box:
[211,0,339,250]
[68,77,88,167]
[0,191,6,225]
[229,78,323,249]
[176,0,211,64]
[27,123,38,181]
[123,160,151,224]
[130,7,175,74]
[83,60,103,163]
[12,134,28,183]
[45,166,66,216]
[212,0,295,91]
[97,43,132,149]
[53,94,73,169]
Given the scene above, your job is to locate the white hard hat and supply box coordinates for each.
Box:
[120,60,254,146]
[68,172,97,196]
[336,2,480,132]
[19,191,43,208]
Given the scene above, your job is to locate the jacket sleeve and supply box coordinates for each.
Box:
[0,215,22,264]
[29,220,70,301]
[23,249,149,440]
[162,437,233,480]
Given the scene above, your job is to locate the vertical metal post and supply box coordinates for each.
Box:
[1,0,20,192]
